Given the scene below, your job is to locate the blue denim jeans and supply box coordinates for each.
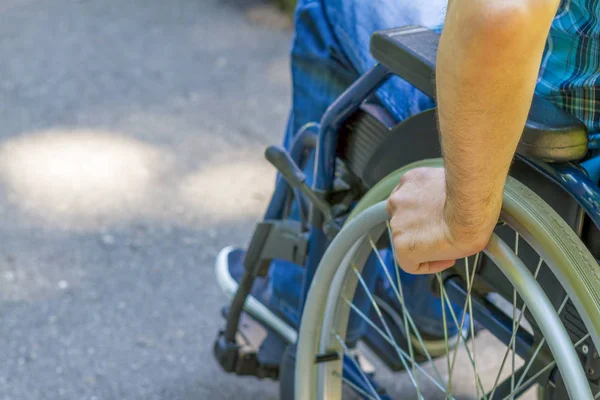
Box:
[271,0,460,340]
[283,0,447,148]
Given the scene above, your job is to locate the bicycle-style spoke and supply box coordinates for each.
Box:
[383,224,485,398]
[368,236,422,395]
[404,314,422,397]
[502,362,556,400]
[501,333,590,400]
[510,296,571,394]
[446,255,479,395]
[333,371,379,400]
[374,225,447,384]
[352,266,423,398]
[342,296,455,396]
[511,287,517,396]
[440,285,487,397]
[502,331,590,400]
[437,274,453,399]
[465,257,482,400]
[511,233,520,397]
[439,254,486,400]
[334,333,382,400]
[488,257,544,400]
[343,296,392,345]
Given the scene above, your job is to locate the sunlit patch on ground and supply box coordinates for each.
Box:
[245,4,292,30]
[177,151,275,222]
[0,130,275,230]
[0,129,168,228]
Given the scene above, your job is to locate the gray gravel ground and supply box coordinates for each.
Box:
[0,0,287,398]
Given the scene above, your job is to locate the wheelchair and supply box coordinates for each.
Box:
[213,25,600,399]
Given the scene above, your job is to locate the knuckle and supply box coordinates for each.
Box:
[390,182,403,195]
[407,237,419,252]
[387,192,404,215]
[398,171,415,186]
[394,236,416,254]
[386,198,392,213]
[389,221,404,240]
[468,236,490,254]
[388,190,409,207]
[405,168,426,181]
[386,195,398,213]
[404,262,419,274]
[415,262,429,274]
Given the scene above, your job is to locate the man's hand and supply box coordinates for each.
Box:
[387,167,493,274]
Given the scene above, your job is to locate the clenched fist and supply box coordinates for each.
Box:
[386,167,494,274]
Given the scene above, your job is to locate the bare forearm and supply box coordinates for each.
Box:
[437,0,559,243]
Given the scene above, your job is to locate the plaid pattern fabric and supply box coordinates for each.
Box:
[537,0,600,133]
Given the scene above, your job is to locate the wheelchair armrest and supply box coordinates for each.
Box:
[370,26,588,161]
[370,26,438,98]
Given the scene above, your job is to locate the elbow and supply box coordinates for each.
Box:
[463,0,559,43]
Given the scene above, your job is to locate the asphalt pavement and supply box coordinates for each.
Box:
[0,0,288,398]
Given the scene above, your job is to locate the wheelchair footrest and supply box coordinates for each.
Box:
[213,312,280,380]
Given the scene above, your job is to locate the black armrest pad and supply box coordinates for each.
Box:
[527,95,585,133]
[370,26,438,98]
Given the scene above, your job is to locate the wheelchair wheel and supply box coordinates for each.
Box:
[295,159,600,400]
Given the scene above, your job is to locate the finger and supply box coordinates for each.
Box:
[386,183,404,215]
[386,197,394,216]
[390,181,403,195]
[394,225,464,269]
[390,231,421,273]
[416,259,456,275]
[393,250,419,274]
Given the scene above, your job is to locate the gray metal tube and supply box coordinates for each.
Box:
[295,203,389,400]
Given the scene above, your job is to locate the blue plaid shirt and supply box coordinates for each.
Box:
[537,0,600,133]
